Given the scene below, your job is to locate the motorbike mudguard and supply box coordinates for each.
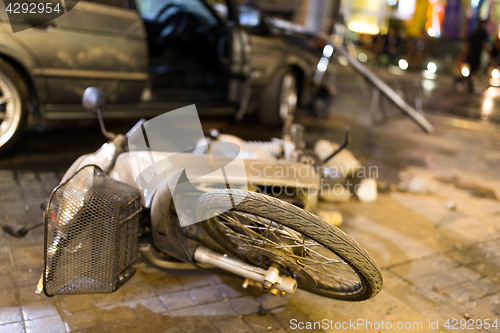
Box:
[150,169,201,264]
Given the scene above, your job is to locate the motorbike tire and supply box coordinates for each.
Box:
[197,189,383,301]
[0,58,29,155]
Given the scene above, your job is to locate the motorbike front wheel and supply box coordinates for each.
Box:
[197,189,383,301]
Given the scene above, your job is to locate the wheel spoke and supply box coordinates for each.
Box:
[297,261,352,285]
[210,208,363,294]
[0,95,11,105]
[214,216,252,246]
[219,212,279,247]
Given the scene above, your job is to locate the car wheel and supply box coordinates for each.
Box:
[0,59,29,155]
[259,68,298,125]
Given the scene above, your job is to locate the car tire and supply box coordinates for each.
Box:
[0,58,29,155]
[259,68,298,126]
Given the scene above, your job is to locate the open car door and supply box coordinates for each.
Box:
[224,0,251,114]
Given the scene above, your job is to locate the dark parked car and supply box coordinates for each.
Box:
[0,0,332,153]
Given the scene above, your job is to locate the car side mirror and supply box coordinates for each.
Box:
[82,87,115,140]
[82,87,106,113]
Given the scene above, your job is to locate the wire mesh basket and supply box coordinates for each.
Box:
[44,165,142,296]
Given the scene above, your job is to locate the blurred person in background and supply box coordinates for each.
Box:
[458,19,496,93]
[406,31,427,70]
[491,38,500,64]
[375,26,402,66]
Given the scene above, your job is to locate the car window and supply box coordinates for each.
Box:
[136,0,218,25]
[84,0,127,8]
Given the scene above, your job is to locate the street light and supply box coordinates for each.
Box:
[398,59,409,70]
[461,67,470,77]
[427,62,437,73]
[492,69,500,79]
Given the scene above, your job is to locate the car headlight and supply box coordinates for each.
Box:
[461,65,470,77]
[427,62,437,73]
[398,59,408,70]
[492,68,500,79]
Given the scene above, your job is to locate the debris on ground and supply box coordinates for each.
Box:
[445,201,457,210]
[315,139,379,203]
[398,175,436,194]
[356,178,378,203]
[377,180,392,193]
[320,185,352,203]
[437,175,499,200]
[317,210,343,226]
[314,139,361,177]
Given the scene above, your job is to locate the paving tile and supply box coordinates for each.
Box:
[25,315,66,333]
[406,265,483,290]
[105,318,144,333]
[178,275,213,290]
[92,289,128,306]
[18,285,50,305]
[198,299,236,321]
[462,294,500,319]
[390,254,460,278]
[125,282,157,301]
[243,313,282,333]
[170,306,211,330]
[76,326,107,333]
[0,322,24,333]
[57,294,94,312]
[0,306,22,325]
[22,300,59,320]
[13,268,43,288]
[159,291,196,311]
[216,283,243,299]
[150,276,184,296]
[230,297,261,315]
[0,287,18,307]
[188,285,223,305]
[97,302,136,324]
[256,294,289,311]
[61,307,100,331]
[129,297,168,317]
[271,305,314,329]
[0,273,14,291]
[184,323,219,333]
[138,313,179,333]
[442,278,500,303]
[213,317,253,333]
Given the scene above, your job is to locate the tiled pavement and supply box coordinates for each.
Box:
[0,125,324,333]
[1,115,500,332]
[0,167,323,333]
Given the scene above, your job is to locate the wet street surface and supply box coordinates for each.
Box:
[1,79,500,332]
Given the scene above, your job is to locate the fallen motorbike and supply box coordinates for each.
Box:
[8,87,383,301]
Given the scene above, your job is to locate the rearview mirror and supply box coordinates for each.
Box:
[82,87,106,113]
[82,87,115,139]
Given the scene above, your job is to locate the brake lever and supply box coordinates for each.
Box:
[321,127,350,164]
